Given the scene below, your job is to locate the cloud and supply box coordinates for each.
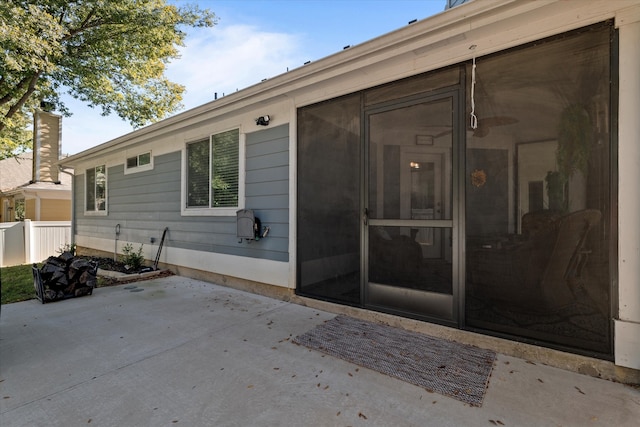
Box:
[166,24,306,109]
[60,100,134,155]
[60,24,305,154]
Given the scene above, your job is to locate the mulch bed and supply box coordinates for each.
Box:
[84,256,141,274]
[80,256,175,287]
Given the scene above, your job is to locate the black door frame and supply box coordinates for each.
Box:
[361,86,465,327]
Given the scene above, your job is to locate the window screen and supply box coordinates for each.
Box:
[186,129,240,209]
[187,139,210,207]
[211,129,239,207]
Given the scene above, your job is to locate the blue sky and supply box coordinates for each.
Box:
[61,0,448,155]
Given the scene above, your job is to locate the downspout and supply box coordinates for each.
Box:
[58,166,75,248]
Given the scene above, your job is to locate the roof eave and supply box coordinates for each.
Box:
[60,0,539,167]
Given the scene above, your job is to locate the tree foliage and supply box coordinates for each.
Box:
[0,0,216,158]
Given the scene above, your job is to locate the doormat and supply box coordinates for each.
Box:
[293,315,496,406]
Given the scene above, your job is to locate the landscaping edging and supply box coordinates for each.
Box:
[96,268,174,285]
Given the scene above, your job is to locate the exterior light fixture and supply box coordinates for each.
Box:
[256,115,270,126]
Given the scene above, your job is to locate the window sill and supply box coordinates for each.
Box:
[84,210,108,216]
[181,207,240,217]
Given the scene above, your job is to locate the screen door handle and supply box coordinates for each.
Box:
[363,208,369,225]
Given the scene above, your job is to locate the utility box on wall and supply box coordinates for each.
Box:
[237,209,264,242]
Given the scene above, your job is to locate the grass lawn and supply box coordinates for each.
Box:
[1,264,36,304]
[1,260,168,305]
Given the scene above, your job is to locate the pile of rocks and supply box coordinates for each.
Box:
[34,252,97,302]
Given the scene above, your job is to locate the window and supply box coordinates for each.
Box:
[185,129,240,214]
[125,151,152,174]
[86,165,107,214]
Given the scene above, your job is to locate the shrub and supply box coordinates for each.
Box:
[57,243,76,256]
[120,243,145,270]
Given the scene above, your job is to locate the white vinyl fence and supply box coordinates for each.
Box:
[0,220,71,267]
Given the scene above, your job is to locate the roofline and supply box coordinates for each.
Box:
[60,0,537,166]
[2,182,71,195]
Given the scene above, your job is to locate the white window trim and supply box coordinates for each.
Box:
[181,129,245,217]
[124,151,154,175]
[84,165,108,216]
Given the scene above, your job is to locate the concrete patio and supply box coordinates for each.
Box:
[1,275,639,426]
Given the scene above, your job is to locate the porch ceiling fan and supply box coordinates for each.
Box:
[419,115,518,139]
[471,116,518,137]
[415,125,453,140]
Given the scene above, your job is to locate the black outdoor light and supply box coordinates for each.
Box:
[255,115,270,126]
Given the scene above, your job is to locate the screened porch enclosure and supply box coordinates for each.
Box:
[297,22,614,357]
[297,94,362,305]
[464,23,613,356]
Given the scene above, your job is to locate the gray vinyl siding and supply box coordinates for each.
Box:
[244,124,289,259]
[75,124,289,263]
[75,152,182,247]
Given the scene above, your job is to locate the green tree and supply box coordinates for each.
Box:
[0,0,216,158]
